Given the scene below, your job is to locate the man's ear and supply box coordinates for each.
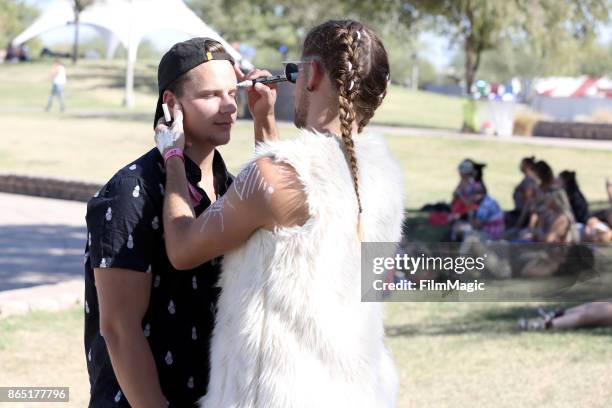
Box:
[307,60,324,91]
[162,90,177,112]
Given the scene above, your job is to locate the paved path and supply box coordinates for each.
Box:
[1,108,611,151]
[368,124,612,151]
[0,193,86,316]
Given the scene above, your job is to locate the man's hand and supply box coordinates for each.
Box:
[154,104,185,155]
[235,66,277,122]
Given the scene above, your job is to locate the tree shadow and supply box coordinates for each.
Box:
[0,224,86,291]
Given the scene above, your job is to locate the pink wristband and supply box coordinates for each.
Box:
[163,148,184,165]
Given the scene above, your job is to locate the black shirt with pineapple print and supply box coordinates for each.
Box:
[84,148,233,407]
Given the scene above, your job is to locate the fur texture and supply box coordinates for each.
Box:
[200,130,405,407]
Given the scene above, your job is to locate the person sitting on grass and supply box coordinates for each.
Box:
[506,156,538,229]
[559,170,589,225]
[590,178,612,229]
[524,161,579,244]
[471,193,505,241]
[451,159,486,220]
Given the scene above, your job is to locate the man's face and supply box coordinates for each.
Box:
[293,60,310,129]
[177,60,237,147]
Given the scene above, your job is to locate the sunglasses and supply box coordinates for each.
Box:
[282,60,312,84]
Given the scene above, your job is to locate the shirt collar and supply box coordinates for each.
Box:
[185,149,232,195]
[184,154,202,186]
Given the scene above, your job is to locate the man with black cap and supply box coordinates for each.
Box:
[83,37,277,407]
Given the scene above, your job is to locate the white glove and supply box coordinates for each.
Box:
[155,104,185,155]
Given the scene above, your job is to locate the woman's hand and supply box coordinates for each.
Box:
[154,104,185,155]
[235,65,279,144]
[235,66,277,122]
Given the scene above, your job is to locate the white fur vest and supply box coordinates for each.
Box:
[200,130,404,408]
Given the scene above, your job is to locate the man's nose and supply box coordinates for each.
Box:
[219,94,237,114]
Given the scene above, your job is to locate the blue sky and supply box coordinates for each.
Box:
[23,0,612,69]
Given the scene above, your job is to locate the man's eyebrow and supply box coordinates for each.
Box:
[196,87,238,93]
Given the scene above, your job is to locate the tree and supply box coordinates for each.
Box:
[0,0,39,50]
[188,0,350,66]
[71,0,95,65]
[426,1,610,130]
[348,0,611,131]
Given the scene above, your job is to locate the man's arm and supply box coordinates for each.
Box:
[95,268,167,408]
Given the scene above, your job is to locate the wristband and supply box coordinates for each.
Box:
[164,148,184,165]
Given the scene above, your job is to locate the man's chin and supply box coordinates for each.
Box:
[210,130,231,146]
[188,131,231,148]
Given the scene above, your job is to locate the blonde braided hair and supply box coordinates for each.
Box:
[303,20,390,240]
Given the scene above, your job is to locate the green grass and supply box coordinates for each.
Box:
[386,302,612,408]
[388,134,612,210]
[0,60,463,130]
[1,112,610,210]
[373,85,465,130]
[0,59,158,112]
[0,307,89,407]
[2,304,612,407]
[3,61,610,210]
[3,59,612,408]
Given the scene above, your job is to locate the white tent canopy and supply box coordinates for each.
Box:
[12,0,250,106]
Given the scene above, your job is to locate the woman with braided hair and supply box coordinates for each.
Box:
[156,19,403,407]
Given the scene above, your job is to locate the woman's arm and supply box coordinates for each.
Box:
[544,214,570,243]
[163,157,268,269]
[163,156,307,270]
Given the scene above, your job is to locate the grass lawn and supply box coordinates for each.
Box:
[374,85,464,130]
[2,304,612,407]
[0,59,158,112]
[1,112,611,210]
[0,308,89,407]
[0,60,464,130]
[2,59,612,408]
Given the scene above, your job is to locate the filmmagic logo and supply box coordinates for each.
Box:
[372,253,487,275]
[370,253,487,294]
[372,278,485,293]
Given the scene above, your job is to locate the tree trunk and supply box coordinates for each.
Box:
[72,13,80,65]
[462,37,478,133]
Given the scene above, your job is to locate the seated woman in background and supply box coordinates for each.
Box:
[591,178,612,229]
[471,193,505,241]
[507,156,538,229]
[526,161,579,243]
[559,170,589,224]
[451,159,486,219]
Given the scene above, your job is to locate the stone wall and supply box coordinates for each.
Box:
[0,174,102,202]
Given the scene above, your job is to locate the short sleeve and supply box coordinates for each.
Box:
[86,176,161,272]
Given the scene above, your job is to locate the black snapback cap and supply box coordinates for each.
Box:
[153,37,235,129]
